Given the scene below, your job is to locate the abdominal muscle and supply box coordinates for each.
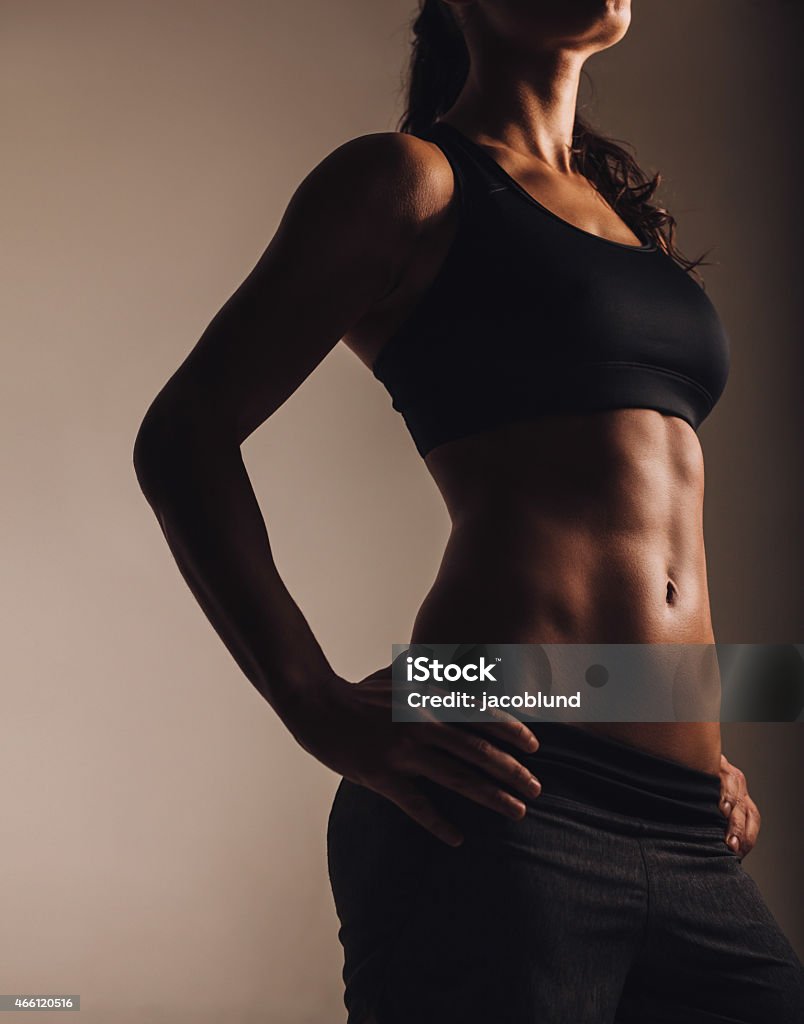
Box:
[413,406,723,775]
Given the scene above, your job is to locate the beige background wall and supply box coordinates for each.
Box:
[2,1,801,1020]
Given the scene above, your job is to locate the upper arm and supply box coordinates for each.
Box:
[141,130,446,446]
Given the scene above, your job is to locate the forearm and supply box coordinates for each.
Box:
[133,409,336,719]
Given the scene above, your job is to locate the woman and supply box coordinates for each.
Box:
[133,0,803,1020]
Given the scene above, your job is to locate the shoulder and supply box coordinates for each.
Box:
[262,130,461,311]
[285,130,458,234]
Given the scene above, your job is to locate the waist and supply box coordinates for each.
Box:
[511,721,724,829]
[410,521,719,768]
[412,527,714,645]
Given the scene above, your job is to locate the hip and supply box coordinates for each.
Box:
[325,725,802,1023]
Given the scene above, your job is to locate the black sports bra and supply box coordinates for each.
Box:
[371,120,731,458]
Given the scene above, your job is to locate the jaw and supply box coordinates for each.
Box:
[465,0,633,56]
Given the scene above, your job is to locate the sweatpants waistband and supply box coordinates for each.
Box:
[525,722,725,829]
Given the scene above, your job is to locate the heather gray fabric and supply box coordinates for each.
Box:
[327,724,803,1023]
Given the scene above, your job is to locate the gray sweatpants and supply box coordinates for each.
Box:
[327,722,803,1023]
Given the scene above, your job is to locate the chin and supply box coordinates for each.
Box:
[498,0,632,51]
[597,2,632,47]
[570,0,632,43]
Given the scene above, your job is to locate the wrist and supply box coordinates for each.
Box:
[267,664,346,732]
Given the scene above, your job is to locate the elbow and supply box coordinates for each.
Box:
[133,392,197,505]
[132,392,233,505]
[133,402,172,505]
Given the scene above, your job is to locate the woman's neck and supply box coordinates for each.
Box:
[445,46,586,173]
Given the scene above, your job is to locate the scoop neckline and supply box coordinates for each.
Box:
[432,119,657,253]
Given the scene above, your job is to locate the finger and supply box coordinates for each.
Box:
[409,747,528,821]
[428,723,541,801]
[467,712,540,754]
[719,756,746,817]
[741,798,762,857]
[383,778,464,847]
[725,799,747,855]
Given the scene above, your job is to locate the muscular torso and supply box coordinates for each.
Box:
[344,134,722,775]
[418,412,722,774]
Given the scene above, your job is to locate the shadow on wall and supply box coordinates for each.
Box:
[719,645,804,722]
